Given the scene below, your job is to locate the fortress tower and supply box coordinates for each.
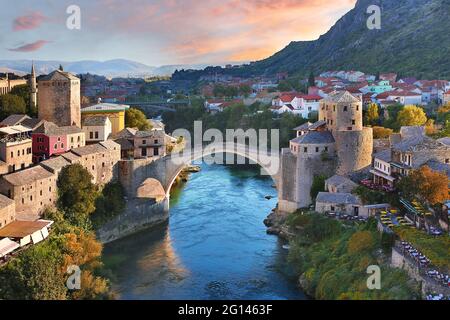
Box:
[319,91,373,175]
[278,91,373,213]
[37,69,81,127]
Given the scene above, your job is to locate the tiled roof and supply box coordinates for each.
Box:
[0,194,14,209]
[374,150,392,162]
[2,166,54,186]
[291,131,335,145]
[40,69,79,81]
[71,144,107,156]
[325,175,357,188]
[34,121,82,136]
[293,122,313,131]
[40,156,70,173]
[316,192,361,205]
[323,91,361,103]
[0,114,30,127]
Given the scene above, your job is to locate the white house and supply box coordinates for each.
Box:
[82,116,112,143]
[271,93,321,118]
[387,91,422,105]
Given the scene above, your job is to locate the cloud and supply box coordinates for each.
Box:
[13,11,48,31]
[8,40,50,52]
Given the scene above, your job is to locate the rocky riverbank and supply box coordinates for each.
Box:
[264,209,421,300]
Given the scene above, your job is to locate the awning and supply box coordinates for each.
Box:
[0,238,20,258]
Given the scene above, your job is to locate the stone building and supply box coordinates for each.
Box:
[278,91,373,213]
[0,194,15,229]
[0,166,57,220]
[114,128,166,160]
[315,192,362,216]
[38,69,81,127]
[0,74,27,96]
[62,140,121,185]
[0,125,33,175]
[30,62,37,110]
[325,175,358,193]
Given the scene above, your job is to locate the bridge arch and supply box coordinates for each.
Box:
[164,143,280,197]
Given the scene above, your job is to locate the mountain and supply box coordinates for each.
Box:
[0,59,232,78]
[175,0,450,80]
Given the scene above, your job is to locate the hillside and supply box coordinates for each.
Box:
[174,0,450,80]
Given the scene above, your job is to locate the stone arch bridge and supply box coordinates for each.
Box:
[118,143,281,204]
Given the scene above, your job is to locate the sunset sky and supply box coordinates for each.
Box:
[0,0,357,66]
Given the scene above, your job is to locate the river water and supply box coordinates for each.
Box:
[103,163,306,300]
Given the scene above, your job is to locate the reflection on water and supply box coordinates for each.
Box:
[103,163,305,300]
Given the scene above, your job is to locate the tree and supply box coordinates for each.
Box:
[365,103,379,126]
[57,164,98,228]
[0,94,26,119]
[347,231,375,254]
[239,85,252,97]
[125,108,152,130]
[398,166,449,205]
[310,175,326,201]
[396,105,427,127]
[91,182,125,227]
[308,71,315,88]
[372,126,393,139]
[9,84,35,115]
[278,81,292,92]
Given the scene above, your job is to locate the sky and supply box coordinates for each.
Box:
[0,0,357,66]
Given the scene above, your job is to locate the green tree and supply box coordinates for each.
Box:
[277,81,292,92]
[0,94,26,119]
[239,85,252,97]
[125,108,152,130]
[308,71,315,88]
[9,84,36,116]
[310,175,327,201]
[365,103,379,126]
[396,105,427,127]
[57,164,98,228]
[91,182,126,227]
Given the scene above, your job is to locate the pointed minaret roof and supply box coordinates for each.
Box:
[31,61,36,76]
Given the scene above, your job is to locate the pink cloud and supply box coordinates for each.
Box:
[8,40,50,52]
[13,11,47,31]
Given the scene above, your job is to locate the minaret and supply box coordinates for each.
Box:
[30,62,37,110]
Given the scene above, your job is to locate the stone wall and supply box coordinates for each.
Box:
[96,197,169,244]
[391,247,450,298]
[335,127,373,175]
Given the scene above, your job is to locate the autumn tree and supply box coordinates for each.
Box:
[396,105,427,127]
[125,108,152,130]
[347,231,375,254]
[365,103,379,126]
[398,165,449,205]
[372,126,393,139]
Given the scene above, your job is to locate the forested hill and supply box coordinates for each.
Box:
[173,0,450,81]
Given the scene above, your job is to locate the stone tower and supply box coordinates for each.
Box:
[29,62,37,110]
[37,69,81,127]
[319,91,373,175]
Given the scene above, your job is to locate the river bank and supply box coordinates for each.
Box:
[264,209,422,300]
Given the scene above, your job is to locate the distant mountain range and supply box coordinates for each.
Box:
[0,59,243,78]
[174,0,450,80]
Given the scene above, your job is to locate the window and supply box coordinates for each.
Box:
[142,140,147,145]
[154,139,158,144]
[54,144,58,149]
[10,151,13,158]
[95,132,99,139]
[57,137,61,142]
[71,137,74,143]
[352,120,356,125]
[17,150,20,156]
[90,132,94,139]
[61,143,64,149]
[316,147,319,153]
[333,106,336,112]
[344,106,348,111]
[347,127,353,131]
[304,147,308,153]
[325,147,329,152]
[78,136,81,142]
[446,159,450,164]
[356,106,359,111]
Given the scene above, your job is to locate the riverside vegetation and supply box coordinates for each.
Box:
[0,164,125,300]
[285,212,421,300]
